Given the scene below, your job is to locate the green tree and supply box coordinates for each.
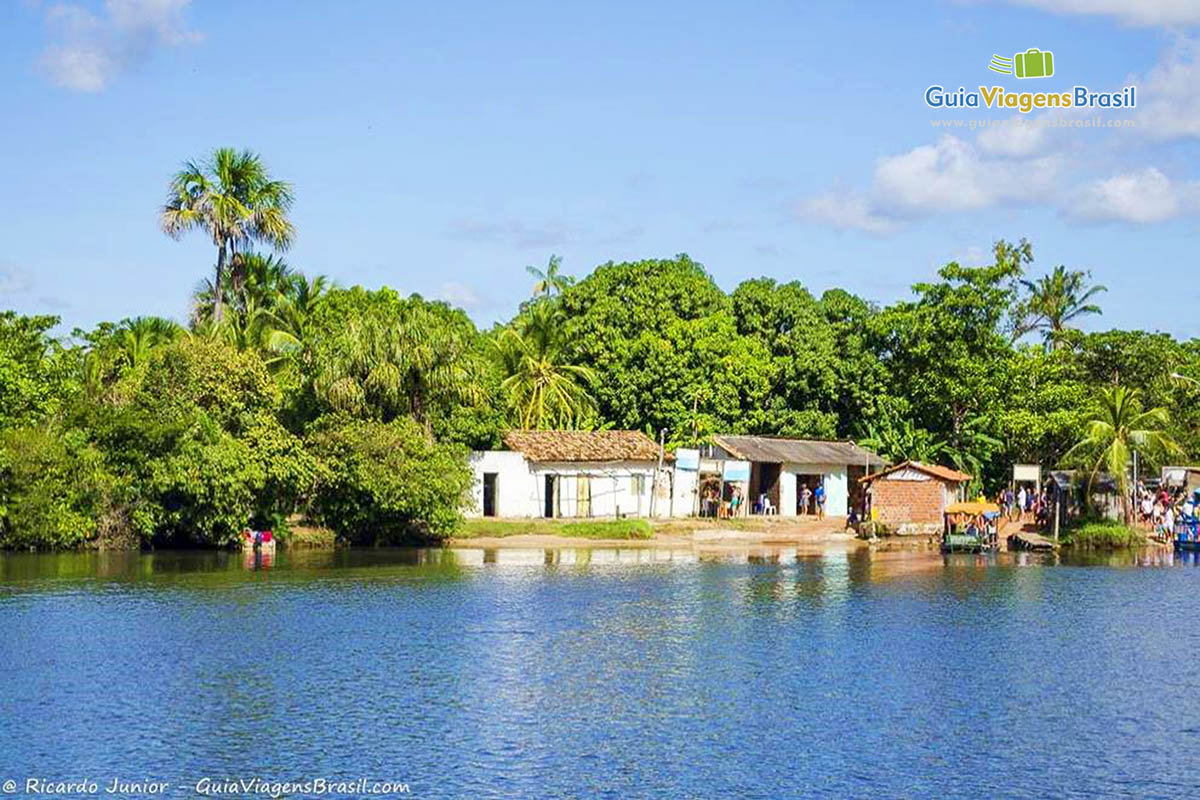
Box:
[161,148,295,323]
[526,254,574,297]
[310,288,486,435]
[1019,265,1107,348]
[562,255,773,439]
[494,300,597,429]
[0,313,77,431]
[306,415,472,544]
[1064,385,1180,521]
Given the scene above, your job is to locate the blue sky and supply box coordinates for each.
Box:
[3,0,1200,336]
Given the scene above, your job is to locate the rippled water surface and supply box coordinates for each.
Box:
[2,545,1199,798]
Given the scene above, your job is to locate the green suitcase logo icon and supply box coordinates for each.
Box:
[1014,48,1054,79]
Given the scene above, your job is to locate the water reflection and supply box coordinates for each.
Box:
[2,541,1199,799]
[0,542,1192,593]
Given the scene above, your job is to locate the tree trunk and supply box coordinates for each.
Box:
[213,243,227,324]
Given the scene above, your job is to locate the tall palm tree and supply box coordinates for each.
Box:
[1064,385,1180,522]
[525,255,575,298]
[160,148,295,323]
[494,300,596,429]
[191,253,294,329]
[1020,266,1107,349]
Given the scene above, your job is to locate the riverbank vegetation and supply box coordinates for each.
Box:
[1061,520,1150,550]
[455,518,654,540]
[3,148,1198,550]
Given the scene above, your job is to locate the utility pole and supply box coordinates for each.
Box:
[649,428,665,519]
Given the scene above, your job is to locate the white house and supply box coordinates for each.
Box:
[702,435,884,517]
[469,430,669,519]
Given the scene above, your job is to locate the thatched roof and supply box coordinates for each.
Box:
[861,460,971,484]
[712,435,883,467]
[503,430,662,463]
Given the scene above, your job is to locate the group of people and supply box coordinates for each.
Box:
[1134,482,1192,536]
[996,485,1051,525]
[798,482,826,519]
[699,483,745,518]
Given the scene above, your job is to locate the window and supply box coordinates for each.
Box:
[632,474,646,496]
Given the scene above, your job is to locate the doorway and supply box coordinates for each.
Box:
[848,465,866,516]
[750,462,781,513]
[482,473,498,517]
[796,474,824,515]
[543,475,558,518]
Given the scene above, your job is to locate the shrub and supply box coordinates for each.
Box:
[306,416,472,544]
[0,427,116,549]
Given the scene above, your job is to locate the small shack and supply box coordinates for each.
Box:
[469,430,667,519]
[704,435,884,517]
[860,461,971,535]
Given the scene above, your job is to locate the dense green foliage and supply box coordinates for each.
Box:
[306,416,471,544]
[3,150,1195,549]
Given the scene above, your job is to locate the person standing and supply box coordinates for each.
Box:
[1017,486,1028,520]
[814,482,826,520]
[800,484,812,516]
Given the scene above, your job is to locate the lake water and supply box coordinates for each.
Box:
[2,545,1199,798]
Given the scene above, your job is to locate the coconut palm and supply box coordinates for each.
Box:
[160,148,295,323]
[1020,266,1106,349]
[525,255,575,298]
[494,300,596,429]
[1064,385,1180,522]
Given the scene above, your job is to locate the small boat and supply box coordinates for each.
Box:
[1173,519,1200,551]
[942,501,1002,553]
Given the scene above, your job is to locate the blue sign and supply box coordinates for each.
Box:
[723,460,751,482]
[675,448,700,471]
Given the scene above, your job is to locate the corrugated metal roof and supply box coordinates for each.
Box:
[712,435,884,467]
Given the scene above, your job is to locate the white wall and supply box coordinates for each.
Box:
[468,451,538,518]
[780,463,849,516]
[468,453,661,518]
[535,461,658,518]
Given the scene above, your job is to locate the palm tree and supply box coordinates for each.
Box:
[191,253,294,329]
[1019,266,1106,349]
[494,300,596,429]
[314,301,485,435]
[260,273,332,367]
[160,148,295,323]
[114,316,182,369]
[525,255,575,298]
[1064,385,1180,522]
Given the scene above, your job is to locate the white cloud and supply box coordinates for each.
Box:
[0,263,34,296]
[976,117,1053,157]
[872,135,1062,215]
[797,191,899,235]
[997,0,1200,26]
[435,281,484,311]
[446,218,569,249]
[39,0,201,92]
[1070,167,1197,223]
[1128,39,1200,140]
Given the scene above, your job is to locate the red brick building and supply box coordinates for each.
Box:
[860,461,971,534]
